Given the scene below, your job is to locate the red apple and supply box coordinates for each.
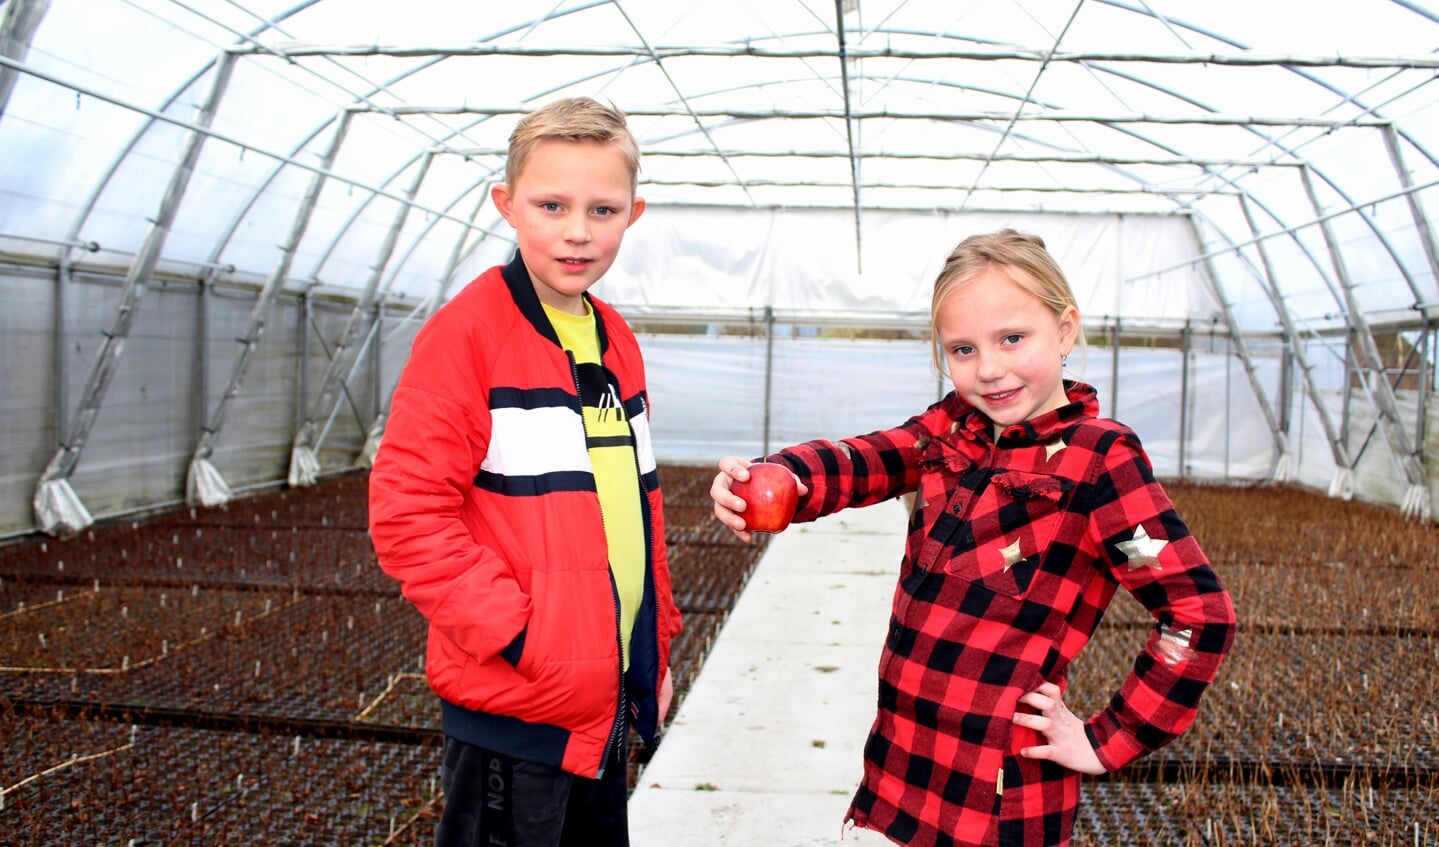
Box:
[731,461,799,533]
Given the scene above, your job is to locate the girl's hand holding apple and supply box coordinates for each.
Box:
[711,458,806,542]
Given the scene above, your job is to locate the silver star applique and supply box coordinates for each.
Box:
[1000,538,1024,572]
[1156,625,1196,667]
[1116,524,1167,571]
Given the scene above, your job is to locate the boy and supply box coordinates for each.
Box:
[369,97,681,847]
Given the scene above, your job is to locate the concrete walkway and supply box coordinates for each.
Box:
[629,499,909,846]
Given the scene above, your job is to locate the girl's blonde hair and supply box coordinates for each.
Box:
[506,97,641,191]
[929,228,1086,374]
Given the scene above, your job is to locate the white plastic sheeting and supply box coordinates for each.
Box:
[592,208,1217,326]
[641,333,1275,478]
[2,0,1439,534]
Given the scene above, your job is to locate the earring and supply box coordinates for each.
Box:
[1061,352,1069,365]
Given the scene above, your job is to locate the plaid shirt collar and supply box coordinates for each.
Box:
[923,381,1099,472]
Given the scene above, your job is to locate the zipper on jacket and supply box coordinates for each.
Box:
[599,565,628,779]
[566,346,630,779]
[632,393,663,752]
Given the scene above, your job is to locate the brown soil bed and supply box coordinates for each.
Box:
[2,473,1437,844]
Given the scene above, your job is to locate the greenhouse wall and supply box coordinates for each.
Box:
[2,247,1433,538]
[0,262,385,536]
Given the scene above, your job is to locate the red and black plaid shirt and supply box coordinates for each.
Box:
[765,382,1235,847]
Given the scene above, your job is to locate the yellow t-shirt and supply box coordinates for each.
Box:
[544,303,646,670]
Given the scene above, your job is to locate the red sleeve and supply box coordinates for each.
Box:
[1082,430,1237,769]
[766,400,956,522]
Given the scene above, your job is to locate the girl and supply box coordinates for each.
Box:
[711,229,1236,847]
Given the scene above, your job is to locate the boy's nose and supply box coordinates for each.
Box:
[564,214,591,242]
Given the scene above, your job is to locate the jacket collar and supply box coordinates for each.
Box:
[501,250,610,354]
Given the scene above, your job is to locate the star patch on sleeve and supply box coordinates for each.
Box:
[1156,624,1196,666]
[1116,524,1167,571]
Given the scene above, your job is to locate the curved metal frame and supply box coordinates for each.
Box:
[5,0,1438,532]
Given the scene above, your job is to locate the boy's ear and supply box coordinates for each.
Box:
[491,183,515,224]
[627,195,646,226]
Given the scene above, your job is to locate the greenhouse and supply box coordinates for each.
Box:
[2,1,1437,844]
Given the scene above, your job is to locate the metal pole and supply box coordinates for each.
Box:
[1179,320,1191,479]
[1109,319,1121,417]
[762,306,775,459]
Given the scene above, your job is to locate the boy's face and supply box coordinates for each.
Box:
[491,138,645,315]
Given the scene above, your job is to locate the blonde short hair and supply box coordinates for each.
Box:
[506,97,641,191]
[929,229,1086,373]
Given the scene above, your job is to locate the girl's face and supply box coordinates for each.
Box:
[936,265,1079,435]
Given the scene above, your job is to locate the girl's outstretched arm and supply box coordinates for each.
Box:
[710,456,809,544]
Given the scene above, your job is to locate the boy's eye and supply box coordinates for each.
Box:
[540,202,561,212]
[593,206,616,216]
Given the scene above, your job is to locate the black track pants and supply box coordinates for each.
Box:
[432,735,629,847]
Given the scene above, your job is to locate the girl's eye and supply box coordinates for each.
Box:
[1002,333,1023,345]
[952,345,974,357]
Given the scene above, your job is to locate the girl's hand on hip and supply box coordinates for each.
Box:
[1013,681,1106,775]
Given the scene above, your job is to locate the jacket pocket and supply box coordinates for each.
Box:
[941,470,1072,598]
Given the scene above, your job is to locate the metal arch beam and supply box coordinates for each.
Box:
[1300,166,1430,519]
[450,146,1290,169]
[832,0,863,272]
[1381,124,1439,476]
[200,11,624,290]
[57,2,321,262]
[1187,220,1292,479]
[185,111,355,507]
[0,54,477,233]
[1182,125,1429,307]
[1128,173,1439,283]
[361,103,1392,129]
[1081,4,1437,305]
[1093,0,1439,175]
[136,5,1439,273]
[635,177,1238,197]
[359,186,503,468]
[1382,124,1439,312]
[538,66,1309,227]
[195,0,647,276]
[288,151,436,487]
[612,0,758,207]
[51,3,604,281]
[32,52,238,537]
[225,42,1439,69]
[1237,195,1354,485]
[0,0,49,118]
[962,2,1085,210]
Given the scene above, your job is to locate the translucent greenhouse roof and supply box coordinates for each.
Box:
[6,0,1439,535]
[3,0,1439,325]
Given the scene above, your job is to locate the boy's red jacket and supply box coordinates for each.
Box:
[368,252,681,778]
